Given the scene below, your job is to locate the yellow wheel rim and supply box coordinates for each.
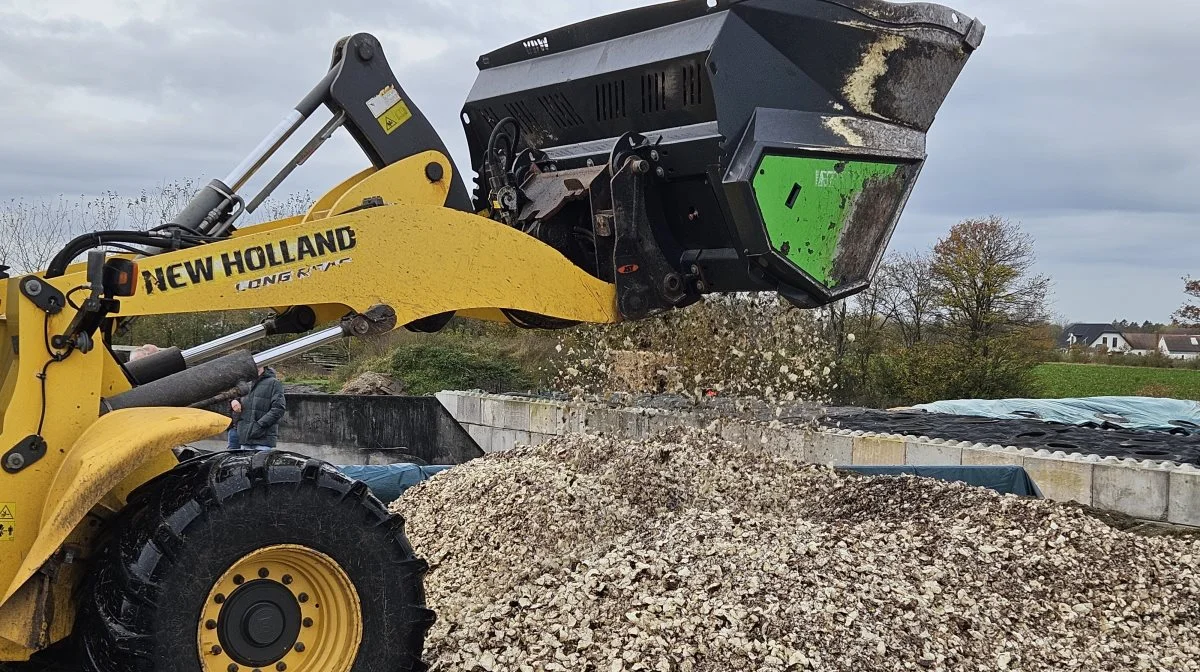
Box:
[198,544,363,672]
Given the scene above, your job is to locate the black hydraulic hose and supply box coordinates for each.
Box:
[45,230,214,278]
[487,116,519,166]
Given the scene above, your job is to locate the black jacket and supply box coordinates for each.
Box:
[236,368,286,447]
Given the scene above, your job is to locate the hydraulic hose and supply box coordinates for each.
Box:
[45,230,212,278]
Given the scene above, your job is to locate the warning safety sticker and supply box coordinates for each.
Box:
[366,85,412,135]
[0,503,14,542]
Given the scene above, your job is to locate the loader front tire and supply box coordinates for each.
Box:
[76,451,434,672]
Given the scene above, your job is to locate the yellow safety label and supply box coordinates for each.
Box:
[366,85,413,135]
[0,504,14,542]
[378,100,413,135]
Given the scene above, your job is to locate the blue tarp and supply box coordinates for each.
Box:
[338,464,453,503]
[845,466,1043,498]
[343,464,1043,503]
[915,397,1200,433]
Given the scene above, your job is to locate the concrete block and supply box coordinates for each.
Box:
[456,394,482,425]
[677,412,710,430]
[526,432,558,447]
[1023,457,1093,506]
[435,392,460,418]
[781,426,812,458]
[806,432,853,466]
[905,440,963,466]
[582,406,622,436]
[617,409,651,440]
[529,402,566,436]
[1094,464,1169,522]
[757,425,801,459]
[646,411,678,436]
[480,398,500,428]
[1169,469,1200,527]
[491,429,532,454]
[721,420,749,446]
[466,424,494,453]
[564,406,587,434]
[482,397,532,431]
[852,436,906,466]
[963,446,1024,467]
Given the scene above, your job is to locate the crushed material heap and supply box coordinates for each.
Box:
[392,430,1200,672]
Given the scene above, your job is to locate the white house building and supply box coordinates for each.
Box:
[1123,333,1159,356]
[1060,324,1127,351]
[1161,335,1200,361]
[1059,324,1193,357]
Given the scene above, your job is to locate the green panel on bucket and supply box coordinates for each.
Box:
[753,155,901,288]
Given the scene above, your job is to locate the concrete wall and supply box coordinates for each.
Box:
[278,395,483,465]
[196,395,485,466]
[436,391,1197,528]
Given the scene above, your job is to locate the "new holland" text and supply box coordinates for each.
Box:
[141,226,357,294]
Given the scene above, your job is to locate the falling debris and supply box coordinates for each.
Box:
[393,429,1200,672]
[552,295,836,405]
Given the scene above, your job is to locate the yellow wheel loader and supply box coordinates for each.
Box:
[0,1,983,669]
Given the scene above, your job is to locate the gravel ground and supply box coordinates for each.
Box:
[393,429,1200,672]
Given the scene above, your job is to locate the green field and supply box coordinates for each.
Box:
[1035,363,1200,400]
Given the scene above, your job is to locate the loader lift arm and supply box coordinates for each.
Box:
[45,32,472,278]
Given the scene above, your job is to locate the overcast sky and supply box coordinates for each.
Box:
[0,0,1196,323]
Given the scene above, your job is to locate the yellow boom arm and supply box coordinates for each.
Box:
[0,149,618,658]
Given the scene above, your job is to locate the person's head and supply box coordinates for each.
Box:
[258,366,266,377]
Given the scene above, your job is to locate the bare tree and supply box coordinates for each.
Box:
[1176,277,1200,327]
[124,180,201,231]
[0,198,73,272]
[249,191,316,224]
[878,251,938,347]
[0,182,316,275]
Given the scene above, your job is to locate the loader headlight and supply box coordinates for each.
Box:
[103,258,139,297]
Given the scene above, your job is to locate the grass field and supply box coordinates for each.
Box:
[1035,363,1200,400]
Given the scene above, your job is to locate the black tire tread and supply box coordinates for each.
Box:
[76,450,433,672]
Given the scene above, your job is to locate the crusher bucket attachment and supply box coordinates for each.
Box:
[462,0,984,319]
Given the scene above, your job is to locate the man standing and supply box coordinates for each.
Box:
[232,366,287,451]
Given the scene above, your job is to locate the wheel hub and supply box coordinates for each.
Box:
[198,544,363,672]
[245,603,285,645]
[218,580,302,665]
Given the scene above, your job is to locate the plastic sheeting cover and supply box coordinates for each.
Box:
[844,466,1043,498]
[342,463,1043,503]
[339,464,454,503]
[915,397,1200,434]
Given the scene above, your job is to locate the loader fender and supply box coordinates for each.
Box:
[2,408,231,605]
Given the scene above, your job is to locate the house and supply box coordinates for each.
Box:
[1059,323,1130,352]
[1160,335,1200,361]
[1123,333,1160,357]
[1059,323,1169,356]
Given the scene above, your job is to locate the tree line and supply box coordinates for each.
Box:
[825,215,1055,407]
[4,182,1194,406]
[1,182,314,273]
[0,183,312,349]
